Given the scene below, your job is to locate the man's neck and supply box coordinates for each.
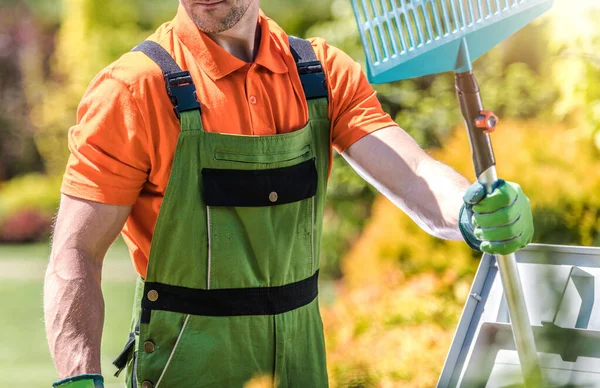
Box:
[206,3,261,63]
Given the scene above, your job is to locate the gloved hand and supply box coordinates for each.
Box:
[52,374,104,388]
[459,179,534,255]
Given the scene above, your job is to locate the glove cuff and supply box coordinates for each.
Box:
[459,203,482,252]
[53,374,104,388]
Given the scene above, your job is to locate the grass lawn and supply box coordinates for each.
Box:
[0,242,54,260]
[1,240,338,387]
[0,240,135,387]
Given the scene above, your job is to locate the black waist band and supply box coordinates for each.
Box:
[142,271,319,320]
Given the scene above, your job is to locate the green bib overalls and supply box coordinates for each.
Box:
[113,38,331,388]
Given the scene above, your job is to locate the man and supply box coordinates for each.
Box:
[44,0,534,387]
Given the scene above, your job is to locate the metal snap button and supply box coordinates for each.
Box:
[143,341,155,353]
[249,95,257,105]
[269,191,278,203]
[142,381,153,388]
[147,290,159,302]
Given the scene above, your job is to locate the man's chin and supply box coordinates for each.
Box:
[193,21,233,34]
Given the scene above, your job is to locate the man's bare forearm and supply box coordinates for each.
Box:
[44,194,131,379]
[360,154,469,240]
[343,126,471,240]
[44,247,104,378]
[413,157,470,239]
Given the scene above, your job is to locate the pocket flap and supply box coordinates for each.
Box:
[202,158,318,207]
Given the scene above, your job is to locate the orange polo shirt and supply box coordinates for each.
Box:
[61,6,396,277]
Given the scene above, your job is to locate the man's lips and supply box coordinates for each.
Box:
[195,0,225,6]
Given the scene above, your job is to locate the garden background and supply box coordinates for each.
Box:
[0,0,599,386]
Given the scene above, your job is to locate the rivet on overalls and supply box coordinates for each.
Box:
[269,191,278,203]
[147,290,159,302]
[143,341,155,353]
[141,381,153,388]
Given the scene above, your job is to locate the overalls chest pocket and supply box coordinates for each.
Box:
[201,143,318,290]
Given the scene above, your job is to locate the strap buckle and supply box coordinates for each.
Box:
[112,331,135,377]
[296,61,328,100]
[164,71,201,118]
[297,60,324,75]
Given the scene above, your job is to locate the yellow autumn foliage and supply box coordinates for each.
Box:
[322,120,600,387]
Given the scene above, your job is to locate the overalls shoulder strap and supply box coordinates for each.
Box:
[131,41,201,119]
[132,41,182,74]
[288,36,328,101]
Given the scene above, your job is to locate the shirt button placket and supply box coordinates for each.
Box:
[246,64,258,134]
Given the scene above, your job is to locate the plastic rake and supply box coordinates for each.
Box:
[351,0,554,386]
[352,0,554,83]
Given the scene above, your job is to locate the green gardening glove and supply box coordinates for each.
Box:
[52,374,104,388]
[459,179,534,255]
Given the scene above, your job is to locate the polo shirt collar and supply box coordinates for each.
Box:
[172,6,288,80]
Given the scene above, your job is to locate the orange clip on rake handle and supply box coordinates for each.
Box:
[475,110,498,134]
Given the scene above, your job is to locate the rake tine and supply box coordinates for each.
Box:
[484,0,493,17]
[359,0,384,62]
[466,0,476,25]
[401,2,417,49]
[392,7,409,52]
[449,0,461,31]
[429,1,444,37]
[475,0,485,21]
[419,1,436,42]
[410,5,426,46]
[370,0,391,60]
[377,0,394,58]
[438,0,452,34]
[382,0,402,55]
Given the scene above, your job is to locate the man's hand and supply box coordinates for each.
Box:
[460,180,534,255]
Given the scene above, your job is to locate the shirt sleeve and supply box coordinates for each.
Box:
[315,39,397,153]
[61,69,151,205]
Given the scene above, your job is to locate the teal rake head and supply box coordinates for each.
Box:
[352,0,554,83]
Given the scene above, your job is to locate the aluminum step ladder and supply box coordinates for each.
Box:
[439,244,600,387]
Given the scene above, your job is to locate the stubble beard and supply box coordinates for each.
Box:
[191,1,252,33]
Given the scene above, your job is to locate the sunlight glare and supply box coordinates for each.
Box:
[550,0,600,46]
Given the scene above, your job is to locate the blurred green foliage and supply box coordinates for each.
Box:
[24,0,152,175]
[1,0,600,274]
